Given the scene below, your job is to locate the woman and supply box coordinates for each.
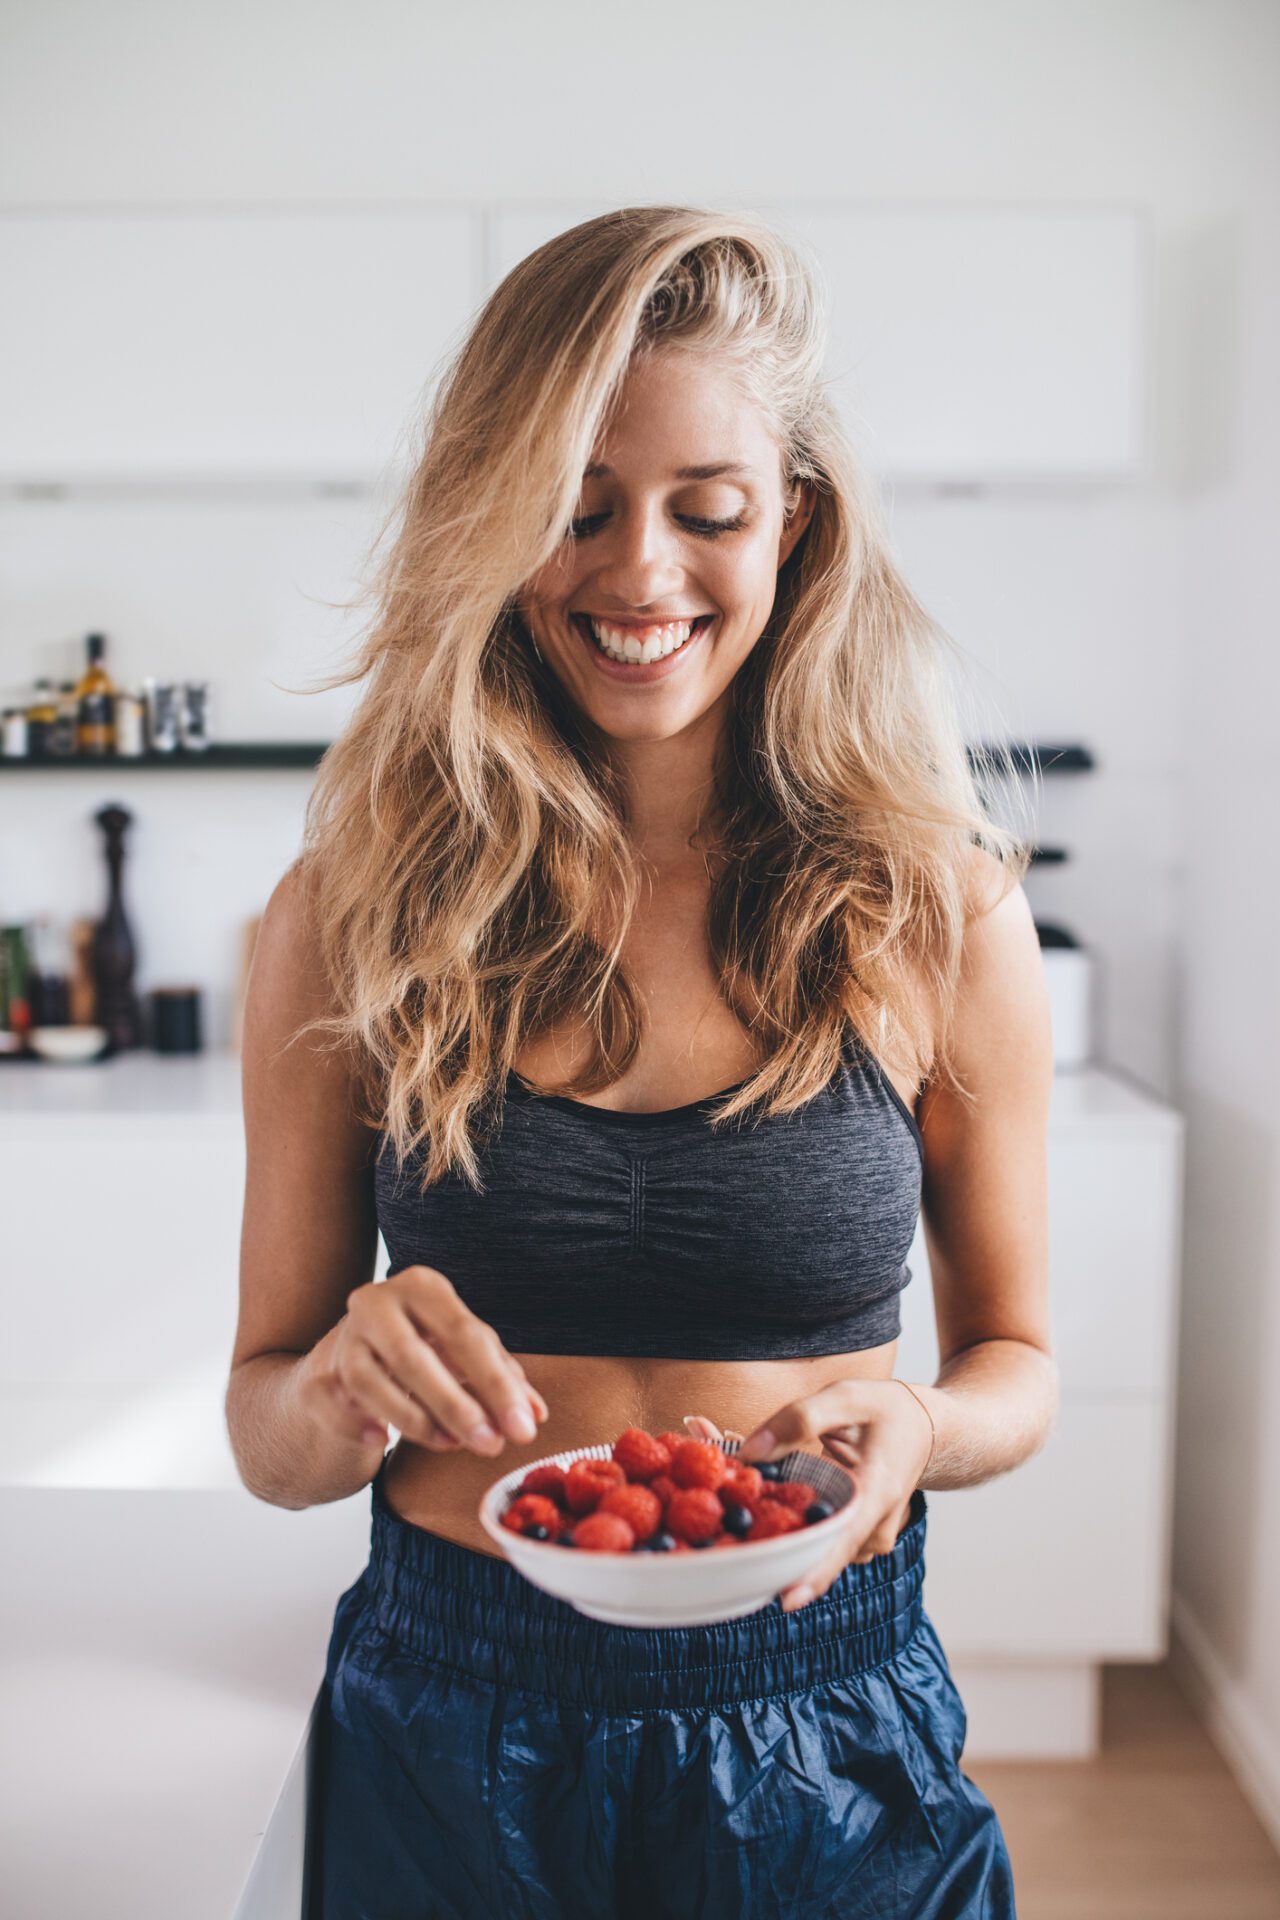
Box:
[227,206,1056,1918]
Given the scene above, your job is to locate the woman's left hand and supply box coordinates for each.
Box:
[683,1379,934,1611]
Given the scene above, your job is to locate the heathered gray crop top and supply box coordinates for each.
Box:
[373,1025,924,1362]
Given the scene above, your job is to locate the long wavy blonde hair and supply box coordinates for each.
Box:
[290,204,1033,1191]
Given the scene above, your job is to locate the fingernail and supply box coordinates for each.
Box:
[504,1405,537,1442]
[468,1420,501,1450]
[361,1426,386,1446]
[740,1428,776,1461]
[783,1586,813,1610]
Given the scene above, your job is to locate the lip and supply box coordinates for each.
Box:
[572,612,713,683]
[577,612,715,628]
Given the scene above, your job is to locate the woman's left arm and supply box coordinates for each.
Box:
[737,852,1059,1608]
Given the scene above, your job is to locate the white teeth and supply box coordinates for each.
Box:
[586,616,700,664]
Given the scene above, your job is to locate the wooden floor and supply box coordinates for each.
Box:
[967,1663,1280,1919]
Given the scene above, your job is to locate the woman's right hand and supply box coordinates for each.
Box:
[296,1265,549,1459]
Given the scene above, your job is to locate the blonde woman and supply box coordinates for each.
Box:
[227,206,1055,1918]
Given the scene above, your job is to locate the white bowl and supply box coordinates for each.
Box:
[477,1436,856,1628]
[28,1026,109,1063]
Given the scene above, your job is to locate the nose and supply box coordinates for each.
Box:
[589,499,687,606]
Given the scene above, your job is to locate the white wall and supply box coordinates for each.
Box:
[2,0,1278,1829]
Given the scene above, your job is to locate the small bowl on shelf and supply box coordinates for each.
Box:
[478,1436,857,1629]
[27,1025,109,1064]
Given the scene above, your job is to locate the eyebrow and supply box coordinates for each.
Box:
[582,461,759,482]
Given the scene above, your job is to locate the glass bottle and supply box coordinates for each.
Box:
[75,633,116,757]
[26,679,58,759]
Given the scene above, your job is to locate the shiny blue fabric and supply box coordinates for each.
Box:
[306,1460,1016,1918]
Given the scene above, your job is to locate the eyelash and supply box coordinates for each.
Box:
[566,512,747,542]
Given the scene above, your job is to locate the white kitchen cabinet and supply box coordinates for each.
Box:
[896,1063,1185,1755]
[490,202,1146,482]
[0,210,478,481]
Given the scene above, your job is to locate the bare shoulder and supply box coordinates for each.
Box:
[919,841,1052,1124]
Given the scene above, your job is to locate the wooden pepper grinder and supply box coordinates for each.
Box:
[92,802,142,1053]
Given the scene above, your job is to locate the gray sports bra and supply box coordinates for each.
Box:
[373,1027,923,1361]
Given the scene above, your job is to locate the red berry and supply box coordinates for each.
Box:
[500,1493,563,1539]
[669,1439,730,1492]
[611,1427,673,1482]
[720,1464,764,1509]
[656,1431,690,1458]
[648,1473,678,1514]
[665,1486,724,1545]
[750,1502,804,1540]
[768,1480,820,1514]
[564,1458,627,1515]
[573,1512,636,1553]
[518,1464,569,1506]
[598,1484,663,1542]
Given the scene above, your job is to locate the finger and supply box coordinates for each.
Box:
[682,1415,723,1443]
[739,1381,881,1463]
[397,1272,543,1440]
[383,1302,539,1448]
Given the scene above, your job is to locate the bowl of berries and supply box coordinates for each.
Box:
[478,1426,855,1627]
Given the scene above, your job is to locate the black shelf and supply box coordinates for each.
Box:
[0,742,329,770]
[1,739,1095,777]
[966,741,1095,776]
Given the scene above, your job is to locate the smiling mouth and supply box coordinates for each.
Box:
[572,612,714,665]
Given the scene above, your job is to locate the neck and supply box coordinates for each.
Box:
[608,707,727,866]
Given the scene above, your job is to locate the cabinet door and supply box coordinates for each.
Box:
[920,1400,1169,1659]
[896,1117,1183,1401]
[0,211,479,478]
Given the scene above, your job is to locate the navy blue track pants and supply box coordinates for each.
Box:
[306,1460,1016,1917]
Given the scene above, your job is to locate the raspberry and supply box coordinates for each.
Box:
[750,1502,804,1540]
[648,1473,678,1514]
[767,1479,820,1514]
[656,1431,690,1459]
[573,1512,636,1553]
[669,1438,730,1492]
[500,1493,563,1540]
[518,1464,569,1506]
[598,1483,663,1542]
[611,1428,673,1482]
[665,1486,724,1545]
[564,1458,627,1516]
[720,1464,764,1509]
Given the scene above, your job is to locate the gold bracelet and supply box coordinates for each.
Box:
[896,1379,937,1482]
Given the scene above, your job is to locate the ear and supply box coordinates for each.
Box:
[777,479,817,570]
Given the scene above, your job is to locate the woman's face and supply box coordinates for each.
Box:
[516,349,815,745]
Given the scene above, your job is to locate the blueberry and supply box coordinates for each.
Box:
[526,1523,550,1540]
[757,1461,783,1481]
[804,1501,835,1526]
[722,1503,754,1537]
[557,1533,577,1548]
[648,1530,676,1552]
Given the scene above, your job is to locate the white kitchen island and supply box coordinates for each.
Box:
[0,1047,1185,1913]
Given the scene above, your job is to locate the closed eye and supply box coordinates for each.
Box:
[566,512,748,542]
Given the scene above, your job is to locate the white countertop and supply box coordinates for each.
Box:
[0,1046,1183,1130]
[0,1483,372,1920]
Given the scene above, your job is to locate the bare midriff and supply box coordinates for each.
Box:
[379,1341,901,1555]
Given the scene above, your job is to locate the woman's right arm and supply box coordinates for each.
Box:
[224,865,548,1510]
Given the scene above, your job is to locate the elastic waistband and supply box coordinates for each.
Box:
[363,1463,928,1712]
